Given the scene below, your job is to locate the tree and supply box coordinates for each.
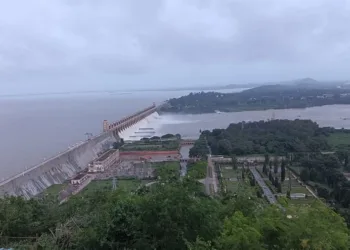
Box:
[249,177,256,186]
[150,136,161,140]
[317,186,330,200]
[345,154,349,169]
[281,160,286,182]
[256,190,262,198]
[273,156,278,168]
[264,154,269,164]
[281,202,349,250]
[186,237,215,250]
[161,133,175,139]
[217,212,262,250]
[274,176,279,187]
[136,183,222,249]
[277,182,282,193]
[300,168,310,182]
[218,139,232,155]
[187,161,207,179]
[231,155,238,170]
[336,150,349,168]
[141,137,150,143]
[262,162,267,174]
[287,190,291,199]
[268,172,273,182]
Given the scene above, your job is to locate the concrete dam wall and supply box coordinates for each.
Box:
[0,104,159,198]
[0,131,116,198]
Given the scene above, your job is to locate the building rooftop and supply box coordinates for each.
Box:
[72,173,87,180]
[96,149,117,162]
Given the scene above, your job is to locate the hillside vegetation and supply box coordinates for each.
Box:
[190,119,333,157]
[2,120,350,249]
[161,83,350,114]
[0,177,349,249]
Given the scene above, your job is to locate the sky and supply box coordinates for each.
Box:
[1,0,350,94]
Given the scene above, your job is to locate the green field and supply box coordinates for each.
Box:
[150,161,180,168]
[187,161,207,179]
[80,179,150,196]
[43,183,67,197]
[225,181,241,191]
[220,166,240,179]
[153,162,180,180]
[327,132,350,150]
[217,165,249,193]
[120,140,180,151]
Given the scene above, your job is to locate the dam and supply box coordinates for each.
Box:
[0,103,160,198]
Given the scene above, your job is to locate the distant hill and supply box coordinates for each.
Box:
[292,78,319,86]
[222,83,260,89]
[161,79,350,114]
[245,78,347,88]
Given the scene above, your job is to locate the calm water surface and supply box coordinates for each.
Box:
[158,105,350,138]
[1,88,349,179]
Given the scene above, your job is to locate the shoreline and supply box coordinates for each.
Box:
[159,103,350,115]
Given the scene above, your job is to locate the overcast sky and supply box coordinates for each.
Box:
[1,0,350,94]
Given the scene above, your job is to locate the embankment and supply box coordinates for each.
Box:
[0,106,161,199]
[0,132,116,198]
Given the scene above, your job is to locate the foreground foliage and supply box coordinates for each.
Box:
[186,161,207,179]
[0,177,349,249]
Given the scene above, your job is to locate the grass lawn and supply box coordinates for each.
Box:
[289,197,316,205]
[219,165,249,192]
[150,161,180,169]
[291,185,309,193]
[43,183,67,197]
[225,181,241,191]
[279,177,313,195]
[120,140,180,151]
[327,132,350,150]
[81,179,149,196]
[220,166,240,179]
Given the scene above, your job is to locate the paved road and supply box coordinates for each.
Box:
[205,156,217,194]
[204,138,218,195]
[250,168,277,204]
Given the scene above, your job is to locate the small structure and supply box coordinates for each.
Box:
[71,173,89,185]
[88,149,120,173]
[290,193,306,199]
[103,120,110,132]
[119,150,180,162]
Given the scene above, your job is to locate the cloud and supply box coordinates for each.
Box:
[1,0,350,93]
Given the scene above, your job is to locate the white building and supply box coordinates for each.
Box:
[88,149,120,173]
[71,173,89,185]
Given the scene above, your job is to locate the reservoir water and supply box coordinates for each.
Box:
[1,88,350,179]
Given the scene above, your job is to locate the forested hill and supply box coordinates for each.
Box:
[160,83,350,114]
[190,119,340,157]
